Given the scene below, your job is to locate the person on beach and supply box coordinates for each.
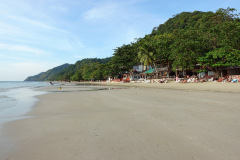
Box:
[50,81,54,86]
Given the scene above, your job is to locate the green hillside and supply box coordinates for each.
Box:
[56,57,112,81]
[25,58,112,81]
[25,8,240,81]
[24,63,70,81]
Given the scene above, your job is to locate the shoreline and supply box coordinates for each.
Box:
[65,81,240,93]
[0,87,48,159]
[1,83,240,159]
[0,87,47,123]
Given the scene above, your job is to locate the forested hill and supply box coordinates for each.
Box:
[25,8,240,81]
[151,8,240,35]
[24,63,70,81]
[24,58,112,81]
[54,57,112,81]
[151,11,211,35]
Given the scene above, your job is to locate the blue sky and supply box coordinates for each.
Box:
[0,0,239,81]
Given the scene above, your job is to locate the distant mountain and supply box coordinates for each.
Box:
[56,57,112,81]
[24,63,70,81]
[24,57,112,81]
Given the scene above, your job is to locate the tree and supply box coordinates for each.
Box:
[110,43,138,76]
[154,33,174,64]
[198,46,240,76]
[70,69,83,81]
[169,30,208,73]
[137,36,156,69]
[81,63,103,81]
[90,64,106,80]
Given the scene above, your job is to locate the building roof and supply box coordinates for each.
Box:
[143,69,155,74]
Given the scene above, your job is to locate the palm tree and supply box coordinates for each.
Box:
[137,37,156,70]
[137,37,157,80]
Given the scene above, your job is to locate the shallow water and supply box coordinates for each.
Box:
[0,82,126,124]
[0,82,49,126]
[0,88,47,128]
[0,81,49,90]
[0,95,17,112]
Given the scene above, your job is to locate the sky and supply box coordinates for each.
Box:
[0,0,239,81]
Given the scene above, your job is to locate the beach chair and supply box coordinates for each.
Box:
[175,80,180,83]
[231,79,238,83]
[208,77,214,82]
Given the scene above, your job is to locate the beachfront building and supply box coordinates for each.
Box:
[226,67,240,80]
[197,71,215,78]
[110,73,131,82]
[122,73,130,82]
[133,64,146,72]
[130,63,175,82]
[197,66,240,81]
[155,63,175,79]
[130,64,148,81]
[121,63,240,83]
[213,67,240,81]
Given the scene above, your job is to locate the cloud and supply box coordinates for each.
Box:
[0,62,55,81]
[81,0,162,31]
[7,15,69,34]
[0,44,51,55]
[83,2,118,21]
[50,5,68,13]
[0,0,48,21]
[0,22,22,32]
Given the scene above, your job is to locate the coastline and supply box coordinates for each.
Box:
[1,82,240,160]
[0,87,48,159]
[77,81,240,93]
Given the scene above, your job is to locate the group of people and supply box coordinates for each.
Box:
[175,76,240,83]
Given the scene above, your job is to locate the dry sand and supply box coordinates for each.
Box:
[1,82,240,160]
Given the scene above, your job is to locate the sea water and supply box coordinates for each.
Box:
[0,81,50,158]
[0,81,49,124]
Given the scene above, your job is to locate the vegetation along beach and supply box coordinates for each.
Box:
[1,5,240,160]
[25,8,240,83]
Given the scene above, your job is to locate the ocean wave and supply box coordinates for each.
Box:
[0,95,17,112]
[0,81,49,90]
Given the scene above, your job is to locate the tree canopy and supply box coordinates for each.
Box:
[25,7,240,81]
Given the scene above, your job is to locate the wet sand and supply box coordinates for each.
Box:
[1,82,240,160]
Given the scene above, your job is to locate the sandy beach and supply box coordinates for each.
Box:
[1,82,240,160]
